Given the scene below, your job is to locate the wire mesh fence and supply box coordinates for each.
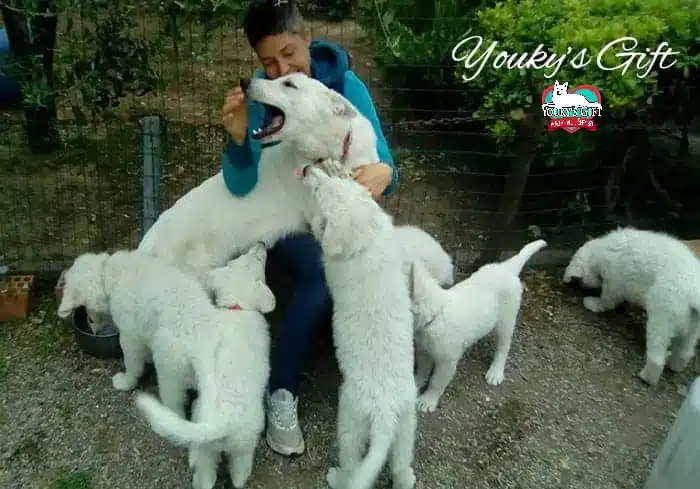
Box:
[1,4,699,279]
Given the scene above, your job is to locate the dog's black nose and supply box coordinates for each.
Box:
[302,165,310,177]
[240,78,251,92]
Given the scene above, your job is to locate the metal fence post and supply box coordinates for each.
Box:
[140,115,162,238]
[644,376,700,489]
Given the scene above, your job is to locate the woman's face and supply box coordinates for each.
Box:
[255,31,312,79]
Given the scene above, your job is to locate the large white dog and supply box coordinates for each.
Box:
[56,244,275,489]
[409,239,547,413]
[563,227,700,386]
[300,165,417,489]
[137,73,379,283]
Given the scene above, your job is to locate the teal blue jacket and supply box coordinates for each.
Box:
[222,39,398,197]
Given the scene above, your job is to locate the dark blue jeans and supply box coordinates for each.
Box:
[266,232,332,397]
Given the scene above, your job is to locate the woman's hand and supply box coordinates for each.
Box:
[221,86,248,145]
[353,163,393,200]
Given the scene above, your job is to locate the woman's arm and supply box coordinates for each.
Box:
[342,71,399,196]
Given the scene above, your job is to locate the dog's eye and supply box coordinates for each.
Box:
[283,80,297,89]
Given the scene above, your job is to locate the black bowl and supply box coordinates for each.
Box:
[71,306,122,359]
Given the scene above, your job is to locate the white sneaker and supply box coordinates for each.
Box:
[266,388,305,455]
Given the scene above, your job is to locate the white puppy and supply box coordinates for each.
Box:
[135,244,274,489]
[137,73,379,284]
[394,224,454,287]
[299,165,417,489]
[307,159,455,287]
[409,239,547,412]
[563,227,700,386]
[57,244,275,489]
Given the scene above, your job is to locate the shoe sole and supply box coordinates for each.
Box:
[265,430,305,456]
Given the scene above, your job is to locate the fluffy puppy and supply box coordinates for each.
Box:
[563,227,700,386]
[57,244,274,489]
[300,165,417,489]
[410,239,547,412]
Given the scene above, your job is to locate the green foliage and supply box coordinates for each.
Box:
[460,0,700,145]
[55,1,162,122]
[357,0,491,113]
[297,0,356,22]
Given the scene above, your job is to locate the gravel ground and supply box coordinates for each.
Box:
[1,269,698,489]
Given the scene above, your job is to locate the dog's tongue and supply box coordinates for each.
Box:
[294,167,304,178]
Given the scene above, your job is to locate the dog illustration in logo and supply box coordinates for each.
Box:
[545,80,602,109]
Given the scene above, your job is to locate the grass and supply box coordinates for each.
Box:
[50,469,94,489]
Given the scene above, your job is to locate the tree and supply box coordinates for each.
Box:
[1,0,61,154]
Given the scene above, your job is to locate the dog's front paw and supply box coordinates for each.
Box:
[392,467,416,489]
[638,362,663,387]
[326,467,345,489]
[192,466,217,489]
[111,372,138,391]
[416,393,439,413]
[583,296,606,313]
[668,352,692,373]
[485,367,505,386]
[414,375,429,392]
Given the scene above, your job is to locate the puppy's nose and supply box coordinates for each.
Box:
[240,78,251,92]
[302,165,310,177]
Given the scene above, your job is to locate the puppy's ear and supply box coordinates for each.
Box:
[320,218,352,257]
[57,290,76,319]
[329,91,357,119]
[252,281,276,314]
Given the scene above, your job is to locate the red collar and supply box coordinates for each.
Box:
[226,304,242,311]
[341,131,351,162]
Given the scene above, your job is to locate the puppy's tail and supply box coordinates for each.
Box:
[344,411,397,489]
[501,239,547,277]
[135,393,226,447]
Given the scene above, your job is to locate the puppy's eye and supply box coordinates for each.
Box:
[283,80,297,89]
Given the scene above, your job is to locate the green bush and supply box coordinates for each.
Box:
[357,0,492,115]
[460,0,700,154]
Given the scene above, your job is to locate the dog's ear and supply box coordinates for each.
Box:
[57,288,77,319]
[562,81,568,91]
[252,281,276,314]
[329,91,357,119]
[320,218,353,257]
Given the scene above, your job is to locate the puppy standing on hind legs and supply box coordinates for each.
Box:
[410,239,547,413]
[298,165,417,489]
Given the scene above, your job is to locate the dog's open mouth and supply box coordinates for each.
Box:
[252,104,285,141]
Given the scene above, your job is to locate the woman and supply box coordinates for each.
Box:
[220,0,399,456]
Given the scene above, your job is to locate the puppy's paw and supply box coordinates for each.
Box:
[414,375,429,391]
[583,296,606,313]
[485,367,505,386]
[638,363,663,386]
[326,467,345,489]
[192,466,217,489]
[668,352,692,373]
[392,467,416,489]
[416,393,439,413]
[111,372,138,391]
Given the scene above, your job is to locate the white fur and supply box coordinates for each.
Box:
[57,244,274,489]
[563,227,700,386]
[137,73,379,284]
[409,239,547,412]
[300,166,417,489]
[394,225,454,287]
